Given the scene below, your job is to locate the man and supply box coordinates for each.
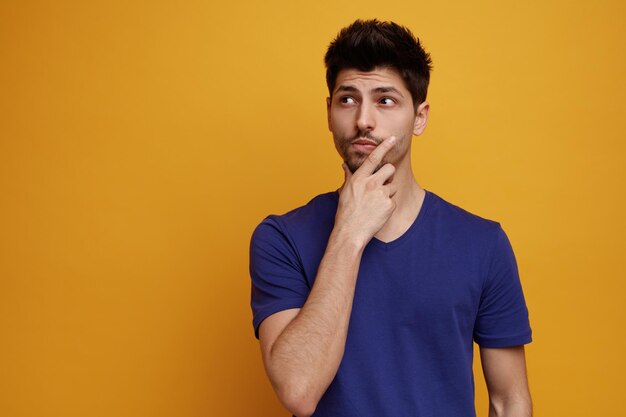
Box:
[249,19,532,417]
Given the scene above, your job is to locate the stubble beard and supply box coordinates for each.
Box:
[337,130,391,174]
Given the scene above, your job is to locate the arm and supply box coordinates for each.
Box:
[258,137,398,417]
[480,346,532,417]
[259,231,363,416]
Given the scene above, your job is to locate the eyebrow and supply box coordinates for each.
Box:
[335,85,404,97]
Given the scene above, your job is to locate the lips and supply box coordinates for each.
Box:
[350,139,378,153]
[351,138,379,146]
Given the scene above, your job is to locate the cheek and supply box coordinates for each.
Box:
[387,112,416,131]
[383,133,412,163]
[329,111,349,133]
[330,117,353,147]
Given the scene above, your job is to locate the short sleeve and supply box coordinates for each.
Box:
[473,226,532,348]
[249,217,310,338]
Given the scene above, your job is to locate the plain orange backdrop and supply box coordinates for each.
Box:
[1,1,625,416]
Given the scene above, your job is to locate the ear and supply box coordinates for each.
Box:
[413,101,430,136]
[326,97,332,132]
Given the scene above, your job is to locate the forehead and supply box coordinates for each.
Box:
[333,67,408,94]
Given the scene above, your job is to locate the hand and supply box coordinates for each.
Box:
[335,136,398,247]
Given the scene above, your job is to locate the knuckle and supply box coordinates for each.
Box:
[365,179,377,191]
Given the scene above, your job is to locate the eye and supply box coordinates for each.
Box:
[339,96,356,104]
[379,97,395,105]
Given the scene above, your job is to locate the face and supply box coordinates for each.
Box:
[327,67,429,173]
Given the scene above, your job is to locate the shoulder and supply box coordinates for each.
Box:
[276,191,339,228]
[251,191,338,247]
[427,190,503,240]
[426,191,522,285]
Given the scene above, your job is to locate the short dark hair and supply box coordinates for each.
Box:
[324,19,433,109]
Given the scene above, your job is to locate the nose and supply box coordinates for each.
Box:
[356,103,376,132]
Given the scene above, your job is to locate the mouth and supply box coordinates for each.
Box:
[350,138,379,152]
[352,138,379,146]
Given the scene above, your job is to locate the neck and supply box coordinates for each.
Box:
[388,152,423,210]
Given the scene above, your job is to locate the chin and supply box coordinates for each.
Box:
[345,154,366,173]
[345,157,388,174]
[346,162,359,174]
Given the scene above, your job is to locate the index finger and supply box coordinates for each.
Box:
[355,135,396,176]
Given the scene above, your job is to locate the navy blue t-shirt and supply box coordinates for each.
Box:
[250,190,532,417]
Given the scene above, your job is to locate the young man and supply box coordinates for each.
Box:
[250,19,532,417]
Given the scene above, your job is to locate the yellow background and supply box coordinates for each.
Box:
[1,0,625,415]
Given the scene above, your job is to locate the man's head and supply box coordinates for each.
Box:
[325,19,432,111]
[325,20,433,173]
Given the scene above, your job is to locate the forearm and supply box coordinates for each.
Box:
[481,346,532,417]
[266,229,364,415]
[261,141,398,416]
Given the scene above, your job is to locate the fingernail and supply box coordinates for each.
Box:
[388,136,396,144]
